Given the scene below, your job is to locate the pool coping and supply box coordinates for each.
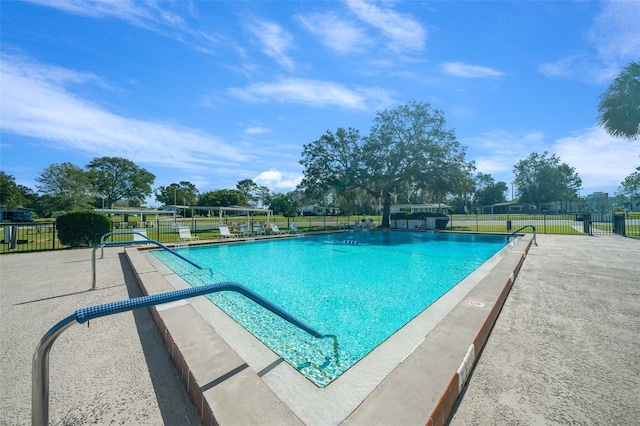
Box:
[125,232,533,425]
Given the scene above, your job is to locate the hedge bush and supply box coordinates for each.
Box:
[57,211,112,247]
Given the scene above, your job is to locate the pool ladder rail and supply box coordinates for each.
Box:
[92,231,202,289]
[507,225,538,246]
[31,281,334,426]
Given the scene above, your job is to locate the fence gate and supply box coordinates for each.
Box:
[613,213,626,236]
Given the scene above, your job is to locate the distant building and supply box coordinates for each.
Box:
[300,205,340,216]
[480,202,535,214]
[586,192,610,212]
[0,206,35,222]
[480,200,583,214]
[388,203,450,215]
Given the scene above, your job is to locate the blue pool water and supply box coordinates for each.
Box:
[152,231,506,387]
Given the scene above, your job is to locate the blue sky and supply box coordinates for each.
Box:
[1,0,639,205]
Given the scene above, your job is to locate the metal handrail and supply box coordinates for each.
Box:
[507,225,537,245]
[92,231,202,289]
[100,231,149,259]
[99,231,156,258]
[32,281,332,426]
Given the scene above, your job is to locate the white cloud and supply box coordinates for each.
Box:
[24,0,222,53]
[536,54,617,84]
[244,126,270,135]
[589,0,640,64]
[249,20,295,70]
[537,55,582,79]
[253,169,302,191]
[538,0,640,84]
[553,126,640,193]
[464,127,640,194]
[25,0,166,25]
[442,62,504,78]
[296,11,369,55]
[0,54,246,171]
[467,129,545,156]
[345,0,426,53]
[227,77,393,111]
[464,129,548,181]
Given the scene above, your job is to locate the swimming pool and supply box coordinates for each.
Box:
[151,231,507,387]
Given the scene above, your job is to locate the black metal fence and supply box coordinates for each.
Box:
[446,213,640,237]
[2,213,638,254]
[1,222,61,253]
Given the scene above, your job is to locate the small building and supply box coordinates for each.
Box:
[0,206,35,222]
[480,202,578,214]
[389,203,450,215]
[586,192,610,213]
[480,202,539,214]
[300,205,340,216]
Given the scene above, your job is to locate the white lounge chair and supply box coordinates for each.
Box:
[252,224,266,235]
[290,223,302,233]
[218,224,237,239]
[239,224,252,236]
[269,223,285,234]
[178,226,199,241]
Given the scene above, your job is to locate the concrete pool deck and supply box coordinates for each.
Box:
[1,233,638,425]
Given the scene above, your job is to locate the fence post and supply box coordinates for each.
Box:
[583,213,591,235]
[613,214,626,236]
[52,222,56,250]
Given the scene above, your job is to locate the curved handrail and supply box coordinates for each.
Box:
[507,225,537,246]
[99,231,156,258]
[92,232,202,289]
[32,281,332,425]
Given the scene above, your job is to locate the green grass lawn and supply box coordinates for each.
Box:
[449,225,583,235]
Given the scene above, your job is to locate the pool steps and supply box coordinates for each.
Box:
[123,247,304,425]
[145,249,344,387]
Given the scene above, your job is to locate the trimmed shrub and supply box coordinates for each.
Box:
[57,210,112,247]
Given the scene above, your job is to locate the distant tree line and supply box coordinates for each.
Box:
[1,149,635,220]
[0,157,306,219]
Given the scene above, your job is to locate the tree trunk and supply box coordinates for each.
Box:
[381,193,392,228]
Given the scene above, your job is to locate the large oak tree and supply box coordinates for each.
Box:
[513,151,582,208]
[86,157,155,208]
[155,181,199,206]
[473,172,508,207]
[0,171,34,208]
[36,162,93,211]
[299,101,474,227]
[198,189,246,207]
